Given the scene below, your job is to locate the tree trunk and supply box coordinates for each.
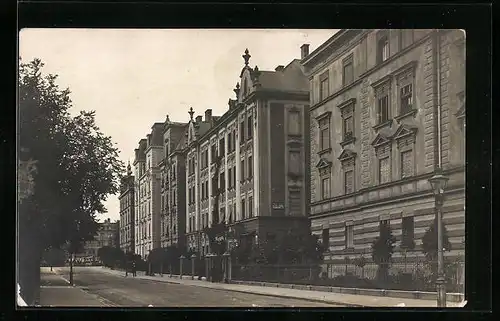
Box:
[18,222,42,306]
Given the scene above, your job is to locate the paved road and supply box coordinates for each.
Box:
[44,267,342,307]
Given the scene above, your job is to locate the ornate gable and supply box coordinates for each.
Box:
[338,149,357,162]
[316,158,332,169]
[316,158,332,177]
[393,124,418,141]
[371,132,392,148]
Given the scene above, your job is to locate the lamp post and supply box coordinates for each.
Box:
[428,168,449,308]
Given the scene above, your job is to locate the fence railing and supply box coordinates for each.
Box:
[232,259,465,293]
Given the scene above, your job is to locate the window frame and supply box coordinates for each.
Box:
[247,115,253,140]
[321,176,330,200]
[378,156,391,185]
[396,68,416,116]
[319,71,330,101]
[288,109,301,136]
[342,54,354,86]
[322,229,330,252]
[377,30,390,64]
[345,223,354,249]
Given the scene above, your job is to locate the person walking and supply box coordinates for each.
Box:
[132,261,136,277]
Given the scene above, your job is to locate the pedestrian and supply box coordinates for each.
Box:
[132,261,136,277]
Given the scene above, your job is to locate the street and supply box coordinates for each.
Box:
[40,267,342,307]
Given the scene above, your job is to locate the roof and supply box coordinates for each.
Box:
[254,60,308,93]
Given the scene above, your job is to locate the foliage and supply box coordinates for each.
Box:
[18,58,125,253]
[232,231,324,265]
[371,222,396,282]
[42,247,66,267]
[421,217,452,262]
[97,246,124,267]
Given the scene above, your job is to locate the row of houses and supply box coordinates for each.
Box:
[119,29,465,265]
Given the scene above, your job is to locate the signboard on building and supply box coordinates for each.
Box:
[272,202,284,210]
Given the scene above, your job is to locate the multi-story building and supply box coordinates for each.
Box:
[133,124,164,258]
[78,218,120,261]
[119,162,135,253]
[303,29,465,269]
[159,116,188,248]
[184,48,312,254]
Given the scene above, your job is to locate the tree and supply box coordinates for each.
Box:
[148,248,166,274]
[18,58,124,304]
[422,217,452,278]
[371,222,396,283]
[400,228,416,273]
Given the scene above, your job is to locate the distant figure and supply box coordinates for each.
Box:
[132,262,137,277]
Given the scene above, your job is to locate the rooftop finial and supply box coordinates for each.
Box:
[166,114,170,123]
[243,48,251,66]
[188,107,194,120]
[127,161,132,175]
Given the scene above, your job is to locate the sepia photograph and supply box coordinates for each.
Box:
[18,28,466,308]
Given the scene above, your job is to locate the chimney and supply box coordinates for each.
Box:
[275,65,284,72]
[300,44,310,59]
[196,115,203,123]
[205,109,212,122]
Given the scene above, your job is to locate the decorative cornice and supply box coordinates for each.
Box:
[393,124,418,141]
[338,149,357,162]
[315,111,332,122]
[337,98,357,110]
[371,74,392,89]
[391,60,418,79]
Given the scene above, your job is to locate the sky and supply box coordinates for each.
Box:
[19,28,338,222]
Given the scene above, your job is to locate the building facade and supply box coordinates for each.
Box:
[159,117,188,248]
[133,124,164,258]
[303,29,465,268]
[184,48,312,254]
[119,162,135,253]
[78,219,120,261]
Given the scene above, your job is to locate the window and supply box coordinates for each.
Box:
[241,200,246,219]
[319,118,330,151]
[378,35,389,63]
[401,150,414,178]
[212,176,218,196]
[322,229,330,251]
[321,177,330,200]
[241,159,245,181]
[344,170,354,194]
[240,121,245,143]
[288,151,301,175]
[219,138,225,156]
[320,72,329,101]
[247,116,253,139]
[343,55,354,86]
[219,173,225,191]
[211,145,217,163]
[233,167,236,187]
[248,196,253,218]
[228,168,232,189]
[233,204,236,222]
[345,225,354,248]
[288,110,301,135]
[400,83,413,114]
[232,129,237,151]
[379,157,391,184]
[377,95,389,124]
[343,116,354,140]
[248,156,253,178]
[401,216,415,247]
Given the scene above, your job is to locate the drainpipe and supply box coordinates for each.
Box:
[436,29,442,169]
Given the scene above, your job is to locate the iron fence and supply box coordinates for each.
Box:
[232,258,465,293]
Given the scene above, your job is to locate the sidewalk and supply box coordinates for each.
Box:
[39,267,114,307]
[99,267,464,308]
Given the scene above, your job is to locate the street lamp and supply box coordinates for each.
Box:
[428,168,449,308]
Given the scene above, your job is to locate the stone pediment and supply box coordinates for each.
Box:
[316,158,332,169]
[371,132,392,148]
[392,124,418,141]
[338,149,357,162]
